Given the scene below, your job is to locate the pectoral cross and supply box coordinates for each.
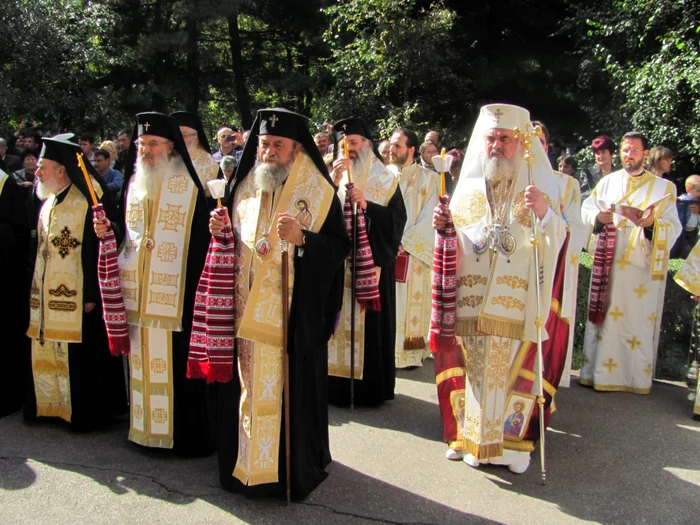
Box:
[269,114,278,128]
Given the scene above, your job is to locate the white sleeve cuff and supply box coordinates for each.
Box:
[538,207,554,229]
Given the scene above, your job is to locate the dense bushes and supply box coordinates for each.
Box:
[573,254,694,381]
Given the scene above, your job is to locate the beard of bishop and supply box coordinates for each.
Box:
[350,141,370,167]
[482,148,523,186]
[131,149,171,199]
[253,150,298,193]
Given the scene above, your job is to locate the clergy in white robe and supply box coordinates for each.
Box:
[433,105,567,473]
[532,120,591,387]
[580,132,681,394]
[388,129,439,369]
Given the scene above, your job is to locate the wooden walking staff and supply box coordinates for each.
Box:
[281,238,292,504]
[513,123,547,485]
[344,136,358,412]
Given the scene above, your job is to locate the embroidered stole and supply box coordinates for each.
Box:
[329,155,396,379]
[28,184,95,341]
[190,146,220,197]
[395,163,438,352]
[450,174,560,344]
[611,171,676,280]
[231,153,334,486]
[27,183,98,422]
[119,156,198,449]
[0,170,7,193]
[119,155,198,331]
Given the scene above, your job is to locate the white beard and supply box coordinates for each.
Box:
[131,151,170,199]
[482,150,522,184]
[36,177,66,200]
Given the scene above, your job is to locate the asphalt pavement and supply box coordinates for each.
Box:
[1,364,699,525]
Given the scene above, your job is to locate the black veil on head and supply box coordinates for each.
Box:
[230,108,332,198]
[40,133,111,205]
[119,111,205,219]
[333,116,382,160]
[170,111,212,154]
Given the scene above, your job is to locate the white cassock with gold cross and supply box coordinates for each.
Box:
[580,170,681,393]
[389,162,438,368]
[552,171,590,387]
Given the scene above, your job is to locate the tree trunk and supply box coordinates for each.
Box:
[185,15,201,113]
[227,11,253,129]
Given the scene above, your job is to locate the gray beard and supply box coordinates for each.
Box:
[253,161,290,193]
[132,151,170,198]
[482,151,521,184]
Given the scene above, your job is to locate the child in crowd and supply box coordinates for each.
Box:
[672,174,700,259]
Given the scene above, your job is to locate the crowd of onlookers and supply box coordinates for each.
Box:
[2,120,697,260]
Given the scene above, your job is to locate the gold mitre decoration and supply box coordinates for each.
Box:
[479,103,531,132]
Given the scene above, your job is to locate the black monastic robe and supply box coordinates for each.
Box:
[115,175,218,457]
[24,185,128,430]
[0,174,31,417]
[328,186,407,407]
[217,191,350,500]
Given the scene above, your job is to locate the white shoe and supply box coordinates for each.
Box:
[463,453,480,467]
[463,453,489,467]
[445,448,464,461]
[487,449,530,473]
[508,458,530,474]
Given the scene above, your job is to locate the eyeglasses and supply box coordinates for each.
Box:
[135,139,170,149]
[181,132,197,138]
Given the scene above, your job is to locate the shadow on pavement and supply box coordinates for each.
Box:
[329,392,443,442]
[489,381,700,523]
[0,411,496,524]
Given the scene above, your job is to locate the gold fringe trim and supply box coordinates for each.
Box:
[41,329,82,343]
[579,378,593,387]
[27,326,40,339]
[403,336,426,350]
[448,440,463,451]
[328,364,360,379]
[238,326,284,349]
[127,313,183,333]
[455,317,478,336]
[476,316,524,340]
[504,440,535,452]
[36,405,71,422]
[436,367,465,386]
[249,472,280,486]
[232,465,250,485]
[128,430,174,449]
[463,439,503,460]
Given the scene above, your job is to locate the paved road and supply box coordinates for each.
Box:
[2,365,699,524]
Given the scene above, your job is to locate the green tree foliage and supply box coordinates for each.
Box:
[0,0,117,135]
[569,0,700,165]
[316,0,470,141]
